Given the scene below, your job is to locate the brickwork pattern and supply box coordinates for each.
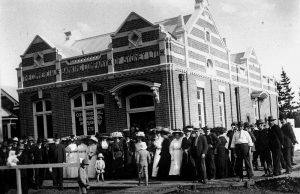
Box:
[190,28,205,40]
[188,37,209,53]
[210,47,227,61]
[22,57,34,67]
[214,60,229,70]
[188,50,206,63]
[142,30,159,42]
[25,42,51,54]
[44,52,57,63]
[216,70,230,79]
[189,62,206,73]
[211,36,224,48]
[171,44,185,55]
[196,18,217,34]
[112,36,129,48]
[118,19,151,33]
[250,72,261,80]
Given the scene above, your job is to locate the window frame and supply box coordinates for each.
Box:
[71,92,104,136]
[33,99,52,139]
[197,87,206,128]
[218,91,226,127]
[126,92,155,129]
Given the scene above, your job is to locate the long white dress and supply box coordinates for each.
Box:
[87,143,97,178]
[65,143,78,178]
[152,136,163,177]
[169,137,183,176]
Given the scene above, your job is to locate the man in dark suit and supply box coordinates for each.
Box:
[204,126,219,180]
[195,128,208,184]
[268,116,284,176]
[280,117,298,174]
[49,136,66,189]
[255,119,272,176]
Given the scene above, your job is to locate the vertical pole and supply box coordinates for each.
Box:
[16,168,22,194]
[179,74,186,127]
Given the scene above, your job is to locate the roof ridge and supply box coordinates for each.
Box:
[74,32,113,42]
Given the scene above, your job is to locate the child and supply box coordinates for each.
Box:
[78,159,90,194]
[136,142,151,186]
[95,153,105,182]
[7,149,19,166]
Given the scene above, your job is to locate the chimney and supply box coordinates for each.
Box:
[64,31,72,41]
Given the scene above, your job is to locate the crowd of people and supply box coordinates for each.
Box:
[0,115,298,193]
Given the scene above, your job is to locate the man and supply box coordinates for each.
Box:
[17,143,30,194]
[280,117,298,174]
[230,121,253,182]
[268,116,284,176]
[255,119,272,176]
[136,142,151,186]
[204,126,219,180]
[32,138,45,189]
[195,128,208,184]
[227,122,237,177]
[78,159,90,194]
[49,136,66,189]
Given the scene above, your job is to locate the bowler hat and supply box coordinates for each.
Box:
[256,119,264,125]
[172,129,183,135]
[243,122,250,128]
[237,121,244,127]
[268,116,276,121]
[231,122,238,126]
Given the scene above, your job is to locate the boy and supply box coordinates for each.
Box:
[136,142,151,186]
[78,159,90,194]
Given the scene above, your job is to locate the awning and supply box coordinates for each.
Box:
[251,91,269,100]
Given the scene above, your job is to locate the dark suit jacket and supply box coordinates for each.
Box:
[268,124,283,150]
[196,135,208,158]
[281,123,297,148]
[49,143,66,163]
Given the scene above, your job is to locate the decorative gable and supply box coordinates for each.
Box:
[116,12,153,34]
[23,35,54,55]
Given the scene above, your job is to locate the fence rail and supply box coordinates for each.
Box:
[0,162,80,194]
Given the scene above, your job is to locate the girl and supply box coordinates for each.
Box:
[95,153,105,182]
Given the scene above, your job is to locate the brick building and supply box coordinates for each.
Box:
[17,0,278,139]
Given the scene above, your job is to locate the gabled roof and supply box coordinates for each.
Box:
[155,14,191,36]
[230,52,245,64]
[22,35,55,56]
[69,33,112,55]
[1,87,19,102]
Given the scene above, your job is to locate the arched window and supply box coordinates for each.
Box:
[33,99,53,139]
[207,59,213,69]
[71,92,105,136]
[205,31,211,42]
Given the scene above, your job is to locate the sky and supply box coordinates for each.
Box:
[0,0,300,96]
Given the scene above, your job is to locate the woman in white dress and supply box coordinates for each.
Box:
[169,129,183,176]
[65,137,78,178]
[87,136,98,178]
[152,128,163,177]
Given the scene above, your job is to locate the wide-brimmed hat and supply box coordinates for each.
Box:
[256,119,264,125]
[161,128,171,135]
[172,129,183,135]
[237,121,244,127]
[243,122,250,128]
[28,136,34,141]
[18,144,25,150]
[184,125,194,132]
[98,153,104,158]
[12,137,19,142]
[47,138,55,144]
[111,131,123,138]
[231,122,238,126]
[139,142,147,150]
[136,131,145,137]
[90,136,98,143]
[81,158,89,165]
[268,116,276,121]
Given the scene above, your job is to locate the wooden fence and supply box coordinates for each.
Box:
[0,163,80,194]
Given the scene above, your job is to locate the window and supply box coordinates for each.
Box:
[197,88,206,128]
[239,67,247,76]
[254,99,259,120]
[219,92,226,127]
[205,31,211,42]
[71,92,105,136]
[33,100,53,139]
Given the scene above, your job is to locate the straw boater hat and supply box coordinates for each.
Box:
[136,131,145,137]
[172,129,183,135]
[184,125,194,133]
[111,131,123,138]
[98,153,104,158]
[47,138,55,144]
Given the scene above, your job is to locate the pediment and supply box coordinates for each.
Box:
[115,12,154,34]
[22,35,55,56]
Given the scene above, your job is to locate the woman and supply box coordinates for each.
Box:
[152,127,163,178]
[180,126,194,180]
[122,129,135,178]
[169,129,184,177]
[77,139,88,163]
[215,127,228,179]
[157,128,171,179]
[87,136,98,178]
[111,131,124,179]
[65,137,78,178]
[97,133,112,179]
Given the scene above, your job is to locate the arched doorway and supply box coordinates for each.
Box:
[126,92,156,132]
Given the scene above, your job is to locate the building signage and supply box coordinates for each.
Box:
[23,68,57,82]
[86,110,95,135]
[61,59,110,75]
[114,49,160,65]
[75,111,84,136]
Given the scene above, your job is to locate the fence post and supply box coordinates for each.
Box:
[16,168,22,194]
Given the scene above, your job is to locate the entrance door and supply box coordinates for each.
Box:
[127,92,156,132]
[129,111,156,132]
